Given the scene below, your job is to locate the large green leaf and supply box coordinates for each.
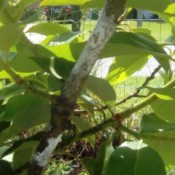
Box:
[0,83,23,101]
[104,141,166,175]
[83,141,114,175]
[42,42,85,61]
[26,22,70,35]
[81,0,105,9]
[13,141,38,170]
[0,0,38,23]
[10,43,41,72]
[30,56,74,80]
[140,113,175,165]
[40,0,89,6]
[107,53,148,84]
[148,87,175,100]
[95,141,114,175]
[126,0,172,13]
[85,76,116,102]
[71,116,95,146]
[0,94,50,143]
[151,99,175,122]
[109,32,170,71]
[0,23,23,51]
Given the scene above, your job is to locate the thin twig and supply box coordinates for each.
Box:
[115,65,161,106]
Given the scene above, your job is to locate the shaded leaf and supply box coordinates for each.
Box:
[0,83,23,101]
[0,94,50,143]
[0,160,14,175]
[71,116,95,146]
[104,141,166,175]
[0,23,23,50]
[85,76,116,102]
[13,141,38,170]
[140,113,175,165]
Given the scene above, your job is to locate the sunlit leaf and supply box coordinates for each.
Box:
[148,87,175,100]
[107,53,148,84]
[40,0,89,6]
[26,22,70,35]
[109,32,170,71]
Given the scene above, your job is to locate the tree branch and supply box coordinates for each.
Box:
[28,1,126,174]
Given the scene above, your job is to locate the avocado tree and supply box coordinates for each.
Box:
[0,0,175,175]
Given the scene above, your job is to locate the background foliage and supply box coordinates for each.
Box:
[0,0,175,174]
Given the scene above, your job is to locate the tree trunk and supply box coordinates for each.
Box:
[28,1,126,174]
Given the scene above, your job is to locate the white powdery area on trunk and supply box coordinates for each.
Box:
[33,134,62,167]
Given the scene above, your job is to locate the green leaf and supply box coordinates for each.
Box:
[109,32,170,71]
[40,0,89,6]
[0,160,14,175]
[0,23,23,51]
[81,0,105,9]
[0,83,23,101]
[0,94,50,143]
[0,146,9,158]
[104,141,166,175]
[95,141,114,175]
[126,0,171,13]
[140,113,175,165]
[13,141,38,170]
[148,87,175,100]
[42,42,85,61]
[71,116,95,146]
[83,141,114,175]
[107,52,148,84]
[0,0,6,13]
[82,157,95,175]
[51,32,85,44]
[0,70,35,79]
[10,42,41,72]
[151,99,175,122]
[30,56,74,80]
[85,76,116,102]
[79,95,95,116]
[26,22,70,35]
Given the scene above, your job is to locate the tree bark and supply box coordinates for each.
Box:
[28,1,126,174]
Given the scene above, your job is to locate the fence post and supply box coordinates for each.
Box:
[137,9,143,27]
